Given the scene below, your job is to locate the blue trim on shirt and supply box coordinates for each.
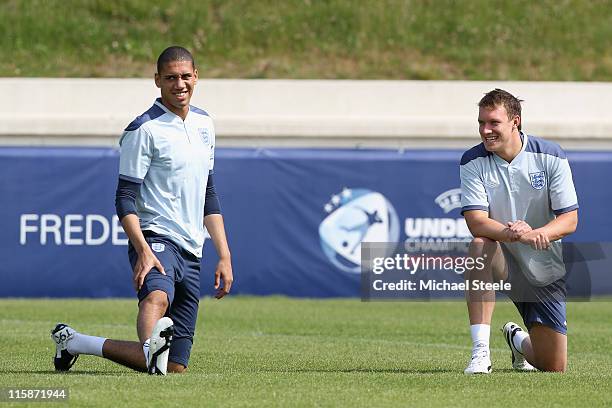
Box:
[553,204,579,215]
[124,104,166,131]
[460,143,490,165]
[461,205,489,215]
[190,105,209,116]
[119,174,144,184]
[525,135,567,159]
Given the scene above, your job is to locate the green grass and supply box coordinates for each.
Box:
[1,298,611,407]
[2,0,612,80]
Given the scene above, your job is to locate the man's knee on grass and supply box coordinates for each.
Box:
[529,323,567,373]
[168,362,187,373]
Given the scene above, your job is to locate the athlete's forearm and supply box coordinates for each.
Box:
[121,214,149,254]
[464,211,515,243]
[204,214,231,260]
[536,210,578,241]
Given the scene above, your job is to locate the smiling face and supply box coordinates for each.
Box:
[478,104,522,162]
[154,60,198,120]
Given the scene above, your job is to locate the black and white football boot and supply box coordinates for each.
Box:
[51,323,79,371]
[502,321,537,371]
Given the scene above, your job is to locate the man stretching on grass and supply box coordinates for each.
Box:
[50,46,233,375]
[461,89,578,374]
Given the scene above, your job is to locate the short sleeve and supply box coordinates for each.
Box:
[460,160,489,215]
[548,157,579,215]
[118,126,153,182]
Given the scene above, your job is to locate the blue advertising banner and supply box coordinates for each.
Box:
[1,147,611,298]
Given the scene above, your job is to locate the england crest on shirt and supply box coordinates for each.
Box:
[198,128,210,145]
[529,171,546,190]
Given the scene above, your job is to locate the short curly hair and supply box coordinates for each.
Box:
[478,89,524,130]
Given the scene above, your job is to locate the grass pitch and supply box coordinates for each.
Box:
[3,1,612,80]
[1,297,611,407]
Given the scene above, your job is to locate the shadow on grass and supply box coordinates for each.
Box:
[262,367,544,374]
[8,368,539,375]
[2,370,136,376]
[491,368,540,374]
[257,367,457,374]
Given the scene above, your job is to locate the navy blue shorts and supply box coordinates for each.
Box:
[505,268,567,335]
[128,232,201,367]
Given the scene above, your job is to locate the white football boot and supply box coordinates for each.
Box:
[51,323,79,371]
[502,322,537,371]
[464,346,492,375]
[147,317,174,375]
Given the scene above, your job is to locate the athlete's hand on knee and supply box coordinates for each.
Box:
[519,229,550,250]
[133,247,165,291]
[214,257,233,299]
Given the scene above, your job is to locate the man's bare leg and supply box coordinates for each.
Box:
[101,341,186,373]
[464,237,507,374]
[466,237,507,325]
[102,340,147,372]
[519,323,567,372]
[136,290,168,343]
[100,289,168,371]
[55,289,186,373]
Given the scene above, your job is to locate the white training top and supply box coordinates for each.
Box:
[460,133,579,286]
[118,98,215,258]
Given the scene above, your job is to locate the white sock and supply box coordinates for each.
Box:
[143,339,150,362]
[67,333,106,357]
[512,329,529,354]
[470,324,490,350]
